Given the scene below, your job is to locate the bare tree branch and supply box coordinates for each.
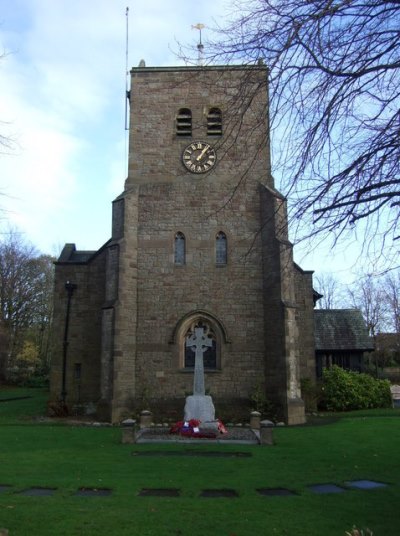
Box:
[191,0,400,267]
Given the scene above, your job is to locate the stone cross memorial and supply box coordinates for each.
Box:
[183,326,216,423]
[187,326,212,395]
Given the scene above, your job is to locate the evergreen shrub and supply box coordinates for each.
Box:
[321,365,392,411]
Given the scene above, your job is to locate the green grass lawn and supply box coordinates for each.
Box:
[1,388,399,535]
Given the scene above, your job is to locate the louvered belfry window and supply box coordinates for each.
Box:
[207,107,222,136]
[176,108,192,136]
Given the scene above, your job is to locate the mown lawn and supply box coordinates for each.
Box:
[0,387,399,535]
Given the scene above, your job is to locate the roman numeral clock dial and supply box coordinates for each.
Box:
[182,141,217,174]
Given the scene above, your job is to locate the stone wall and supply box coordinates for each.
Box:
[50,65,308,425]
[133,179,266,403]
[122,66,281,418]
[49,247,106,409]
[294,268,317,382]
[127,66,271,188]
[259,185,306,424]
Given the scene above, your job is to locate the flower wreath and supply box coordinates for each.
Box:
[170,419,227,438]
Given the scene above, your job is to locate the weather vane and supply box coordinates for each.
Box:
[192,23,205,65]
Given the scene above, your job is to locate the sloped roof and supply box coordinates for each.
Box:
[56,241,111,265]
[314,309,374,351]
[57,244,96,263]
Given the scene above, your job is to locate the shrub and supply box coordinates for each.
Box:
[23,374,49,388]
[300,378,323,412]
[321,366,392,411]
[250,383,278,421]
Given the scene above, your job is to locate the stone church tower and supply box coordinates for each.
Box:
[50,64,316,424]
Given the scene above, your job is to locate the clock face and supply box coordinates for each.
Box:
[182,141,217,174]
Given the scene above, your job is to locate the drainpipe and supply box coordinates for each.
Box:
[61,281,77,404]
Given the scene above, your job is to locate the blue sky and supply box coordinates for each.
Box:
[0,1,229,251]
[0,0,367,284]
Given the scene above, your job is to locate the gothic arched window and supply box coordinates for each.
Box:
[207,107,222,136]
[174,232,186,265]
[184,320,217,369]
[216,231,227,265]
[176,108,192,137]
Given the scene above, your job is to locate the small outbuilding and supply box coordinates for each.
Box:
[314,309,374,378]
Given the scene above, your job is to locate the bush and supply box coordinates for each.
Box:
[321,366,392,411]
[22,375,49,388]
[300,378,323,412]
[250,383,278,421]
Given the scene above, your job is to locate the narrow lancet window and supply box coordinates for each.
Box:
[207,107,222,136]
[216,231,227,265]
[174,232,186,265]
[176,108,192,136]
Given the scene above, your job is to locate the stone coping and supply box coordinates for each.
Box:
[131,65,267,74]
[132,450,252,457]
[135,426,259,445]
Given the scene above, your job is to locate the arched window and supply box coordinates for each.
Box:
[174,232,186,265]
[176,108,192,136]
[173,311,228,371]
[184,319,217,369]
[207,107,222,136]
[216,231,227,265]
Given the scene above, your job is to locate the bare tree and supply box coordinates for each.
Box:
[383,270,400,334]
[348,274,388,337]
[31,254,55,369]
[0,230,54,380]
[314,272,346,309]
[198,0,399,266]
[0,124,15,154]
[347,273,391,374]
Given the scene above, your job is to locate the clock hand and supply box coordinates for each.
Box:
[196,145,209,161]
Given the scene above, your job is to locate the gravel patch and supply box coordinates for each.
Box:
[136,426,259,444]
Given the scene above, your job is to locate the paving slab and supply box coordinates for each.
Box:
[308,483,347,494]
[200,489,239,498]
[256,488,297,497]
[74,488,112,497]
[345,480,388,490]
[138,488,180,497]
[18,487,56,497]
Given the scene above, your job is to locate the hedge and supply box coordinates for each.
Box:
[321,366,392,411]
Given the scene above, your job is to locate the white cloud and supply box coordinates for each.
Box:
[0,0,234,254]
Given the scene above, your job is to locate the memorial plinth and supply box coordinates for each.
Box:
[183,326,216,423]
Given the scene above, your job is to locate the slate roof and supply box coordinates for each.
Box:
[314,309,374,351]
[57,244,96,263]
[56,241,110,264]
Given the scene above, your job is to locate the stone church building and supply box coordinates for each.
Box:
[49,63,319,425]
